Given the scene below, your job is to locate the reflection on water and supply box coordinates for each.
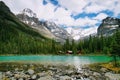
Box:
[73,57,82,70]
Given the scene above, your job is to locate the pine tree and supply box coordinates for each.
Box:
[111,30,120,67]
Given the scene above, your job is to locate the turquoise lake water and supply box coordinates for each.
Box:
[0,55,113,65]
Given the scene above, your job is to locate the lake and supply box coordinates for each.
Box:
[0,55,112,65]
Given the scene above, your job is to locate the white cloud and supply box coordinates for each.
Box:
[59,0,87,14]
[74,17,98,27]
[113,0,120,16]
[84,4,106,14]
[38,3,55,20]
[94,13,108,21]
[53,7,74,26]
[1,0,120,39]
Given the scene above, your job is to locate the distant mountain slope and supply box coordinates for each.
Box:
[0,1,59,54]
[16,8,72,43]
[40,21,72,42]
[97,17,120,36]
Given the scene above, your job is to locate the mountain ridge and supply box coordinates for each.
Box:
[16,8,72,43]
[97,17,120,36]
[0,1,60,54]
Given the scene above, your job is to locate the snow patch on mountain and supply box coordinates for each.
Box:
[66,27,97,40]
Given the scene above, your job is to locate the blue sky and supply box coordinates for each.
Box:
[1,0,120,36]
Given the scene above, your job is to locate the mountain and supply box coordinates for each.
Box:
[66,27,97,40]
[0,1,59,54]
[16,8,55,39]
[97,17,120,36]
[40,21,72,42]
[17,8,72,43]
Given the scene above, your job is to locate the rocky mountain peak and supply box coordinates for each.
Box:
[17,8,39,27]
[102,17,120,25]
[22,8,37,18]
[16,8,72,43]
[97,17,120,36]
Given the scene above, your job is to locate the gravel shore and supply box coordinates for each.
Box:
[0,62,120,80]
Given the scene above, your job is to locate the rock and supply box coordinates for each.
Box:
[10,77,16,80]
[93,72,101,76]
[89,76,96,80]
[19,78,24,80]
[81,77,90,80]
[27,69,34,75]
[6,71,13,77]
[66,70,74,74]
[38,75,55,80]
[84,71,90,76]
[0,72,2,79]
[47,70,54,76]
[54,74,60,78]
[14,74,20,79]
[15,68,19,71]
[78,70,84,74]
[31,74,37,79]
[37,72,48,77]
[100,68,108,72]
[49,67,57,72]
[105,72,120,80]
[60,76,72,80]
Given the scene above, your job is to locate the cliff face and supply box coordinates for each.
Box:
[97,17,120,36]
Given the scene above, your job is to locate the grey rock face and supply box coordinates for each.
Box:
[40,21,72,43]
[97,17,120,36]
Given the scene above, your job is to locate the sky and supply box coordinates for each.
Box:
[1,0,120,38]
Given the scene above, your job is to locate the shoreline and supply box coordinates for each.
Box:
[0,53,108,56]
[0,62,120,80]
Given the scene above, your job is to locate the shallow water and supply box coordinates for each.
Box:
[0,55,112,65]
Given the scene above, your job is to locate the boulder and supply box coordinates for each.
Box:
[105,72,120,80]
[6,71,13,77]
[19,78,24,80]
[60,76,72,80]
[27,69,34,75]
[38,75,55,80]
[100,68,108,72]
[31,74,37,79]
[93,72,101,76]
[14,74,21,79]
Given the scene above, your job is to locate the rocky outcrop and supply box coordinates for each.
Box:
[97,17,120,36]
